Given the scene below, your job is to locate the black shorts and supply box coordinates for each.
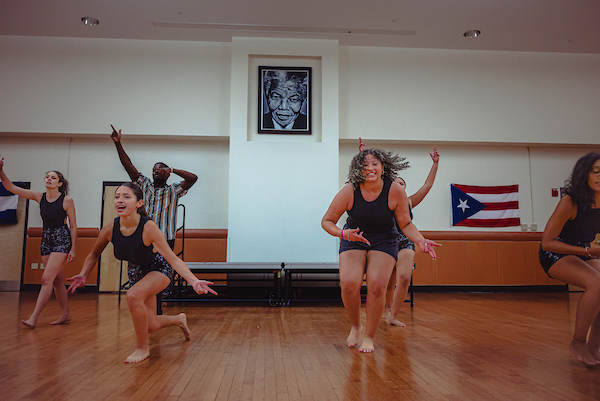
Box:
[40,226,72,256]
[539,245,595,279]
[339,231,399,260]
[127,253,175,288]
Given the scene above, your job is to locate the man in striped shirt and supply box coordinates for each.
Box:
[111,126,198,312]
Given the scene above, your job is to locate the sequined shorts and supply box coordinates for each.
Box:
[539,245,594,279]
[398,232,415,252]
[40,226,72,256]
[127,253,175,287]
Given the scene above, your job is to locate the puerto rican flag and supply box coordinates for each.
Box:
[451,183,520,227]
[0,182,18,224]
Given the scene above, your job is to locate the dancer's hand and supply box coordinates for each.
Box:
[192,280,218,295]
[430,145,439,163]
[66,274,86,293]
[359,138,366,152]
[344,228,370,245]
[417,239,441,260]
[0,156,4,171]
[67,249,76,263]
[110,125,122,142]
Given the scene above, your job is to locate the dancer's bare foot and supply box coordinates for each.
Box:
[383,308,391,321]
[178,313,191,340]
[50,314,71,325]
[389,317,406,327]
[125,347,150,364]
[22,318,36,329]
[589,345,600,362]
[346,325,361,347]
[569,338,600,366]
[359,337,375,353]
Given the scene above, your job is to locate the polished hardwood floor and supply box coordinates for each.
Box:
[1,291,600,400]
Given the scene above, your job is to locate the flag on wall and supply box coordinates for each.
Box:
[451,184,520,227]
[0,182,18,224]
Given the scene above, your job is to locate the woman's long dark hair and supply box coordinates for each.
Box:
[47,171,69,195]
[348,148,409,189]
[563,152,600,209]
[118,182,147,216]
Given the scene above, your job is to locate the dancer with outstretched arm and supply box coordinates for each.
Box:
[68,182,216,364]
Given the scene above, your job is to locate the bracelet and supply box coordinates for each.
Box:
[340,229,344,240]
[585,246,593,258]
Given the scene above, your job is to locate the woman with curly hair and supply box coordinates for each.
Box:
[321,147,439,352]
[68,182,217,364]
[0,156,77,328]
[540,152,600,365]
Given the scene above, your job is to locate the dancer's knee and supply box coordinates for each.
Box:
[397,273,411,290]
[126,288,145,307]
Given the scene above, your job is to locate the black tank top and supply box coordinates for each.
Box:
[40,192,67,229]
[112,216,157,266]
[558,205,600,247]
[346,177,399,237]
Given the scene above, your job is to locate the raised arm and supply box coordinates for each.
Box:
[408,145,439,208]
[0,156,43,202]
[390,181,440,259]
[63,196,78,263]
[170,167,198,191]
[110,125,141,181]
[67,223,112,293]
[143,220,217,295]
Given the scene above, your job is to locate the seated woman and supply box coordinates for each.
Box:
[539,152,600,365]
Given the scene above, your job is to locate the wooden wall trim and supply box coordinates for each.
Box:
[176,229,228,239]
[26,228,539,241]
[27,227,100,237]
[420,231,543,241]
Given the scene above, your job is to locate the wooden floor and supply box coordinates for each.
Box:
[2,291,600,401]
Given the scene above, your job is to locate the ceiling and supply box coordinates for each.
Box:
[1,0,600,54]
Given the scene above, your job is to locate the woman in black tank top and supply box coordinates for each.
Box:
[539,152,600,366]
[322,148,439,353]
[0,156,78,329]
[68,182,217,364]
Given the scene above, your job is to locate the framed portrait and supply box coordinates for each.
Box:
[258,66,311,135]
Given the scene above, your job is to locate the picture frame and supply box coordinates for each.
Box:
[258,66,311,135]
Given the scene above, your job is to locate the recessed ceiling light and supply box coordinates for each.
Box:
[463,30,481,38]
[81,17,99,26]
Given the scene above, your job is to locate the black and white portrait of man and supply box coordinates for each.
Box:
[259,67,311,134]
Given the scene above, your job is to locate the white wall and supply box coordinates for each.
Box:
[227,38,340,263]
[2,34,600,266]
[0,36,231,137]
[0,137,229,229]
[339,47,600,145]
[340,142,599,232]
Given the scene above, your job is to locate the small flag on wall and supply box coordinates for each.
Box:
[0,182,18,224]
[450,183,520,227]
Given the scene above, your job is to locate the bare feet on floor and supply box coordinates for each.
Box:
[388,317,406,327]
[347,325,361,347]
[589,345,600,362]
[22,318,36,329]
[359,337,375,353]
[178,313,191,340]
[125,347,150,364]
[569,338,600,366]
[50,314,71,325]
